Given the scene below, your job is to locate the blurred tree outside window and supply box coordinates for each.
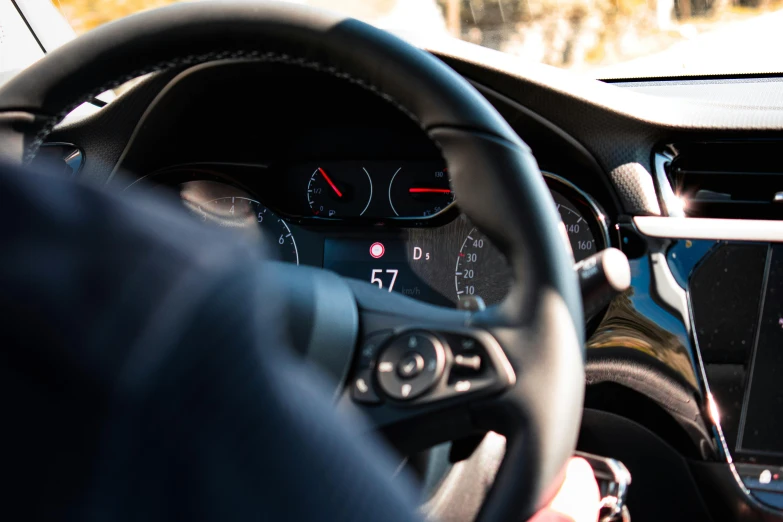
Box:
[51,0,783,77]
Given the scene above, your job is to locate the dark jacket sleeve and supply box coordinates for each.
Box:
[83,262,423,522]
[0,163,420,521]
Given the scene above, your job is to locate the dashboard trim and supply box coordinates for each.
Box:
[650,252,692,336]
[635,216,783,242]
[468,80,625,216]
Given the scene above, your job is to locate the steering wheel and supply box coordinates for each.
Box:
[0,3,584,520]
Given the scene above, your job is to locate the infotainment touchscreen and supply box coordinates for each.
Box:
[738,243,783,455]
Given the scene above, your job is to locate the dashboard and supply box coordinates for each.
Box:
[37,43,783,522]
[140,163,609,308]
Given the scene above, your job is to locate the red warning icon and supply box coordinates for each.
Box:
[370,242,385,259]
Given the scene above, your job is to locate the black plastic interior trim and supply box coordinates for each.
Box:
[578,408,714,522]
[469,80,623,218]
[585,381,707,460]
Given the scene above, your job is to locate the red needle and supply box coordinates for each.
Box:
[409,188,452,194]
[318,167,343,198]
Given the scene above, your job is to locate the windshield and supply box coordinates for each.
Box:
[48,0,783,79]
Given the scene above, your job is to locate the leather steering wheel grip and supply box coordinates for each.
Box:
[0,2,584,521]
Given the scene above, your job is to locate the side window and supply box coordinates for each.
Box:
[0,2,45,84]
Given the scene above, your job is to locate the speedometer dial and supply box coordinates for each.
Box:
[551,189,598,262]
[454,179,608,306]
[454,228,512,306]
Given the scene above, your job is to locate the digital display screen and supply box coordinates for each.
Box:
[323,238,454,307]
[738,243,783,455]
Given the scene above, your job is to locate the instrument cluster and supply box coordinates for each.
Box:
[139,162,611,308]
[299,161,452,219]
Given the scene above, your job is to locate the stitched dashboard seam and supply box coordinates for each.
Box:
[24,50,426,163]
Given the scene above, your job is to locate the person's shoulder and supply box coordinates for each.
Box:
[0,162,260,275]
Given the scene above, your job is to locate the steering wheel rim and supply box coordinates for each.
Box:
[0,2,585,520]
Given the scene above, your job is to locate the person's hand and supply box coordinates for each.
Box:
[529,457,601,522]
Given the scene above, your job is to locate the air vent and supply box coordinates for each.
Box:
[668,141,783,220]
[30,143,83,178]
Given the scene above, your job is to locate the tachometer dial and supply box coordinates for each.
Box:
[307,166,373,217]
[389,166,454,217]
[193,196,299,264]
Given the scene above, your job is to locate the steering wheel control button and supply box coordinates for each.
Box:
[453,354,481,372]
[376,332,445,401]
[448,334,487,379]
[356,378,369,394]
[359,330,393,369]
[351,368,381,404]
[454,380,472,392]
[459,338,476,351]
[397,352,425,379]
[420,330,515,402]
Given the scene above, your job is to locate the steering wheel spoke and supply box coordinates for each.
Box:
[333,281,513,452]
[344,322,516,447]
